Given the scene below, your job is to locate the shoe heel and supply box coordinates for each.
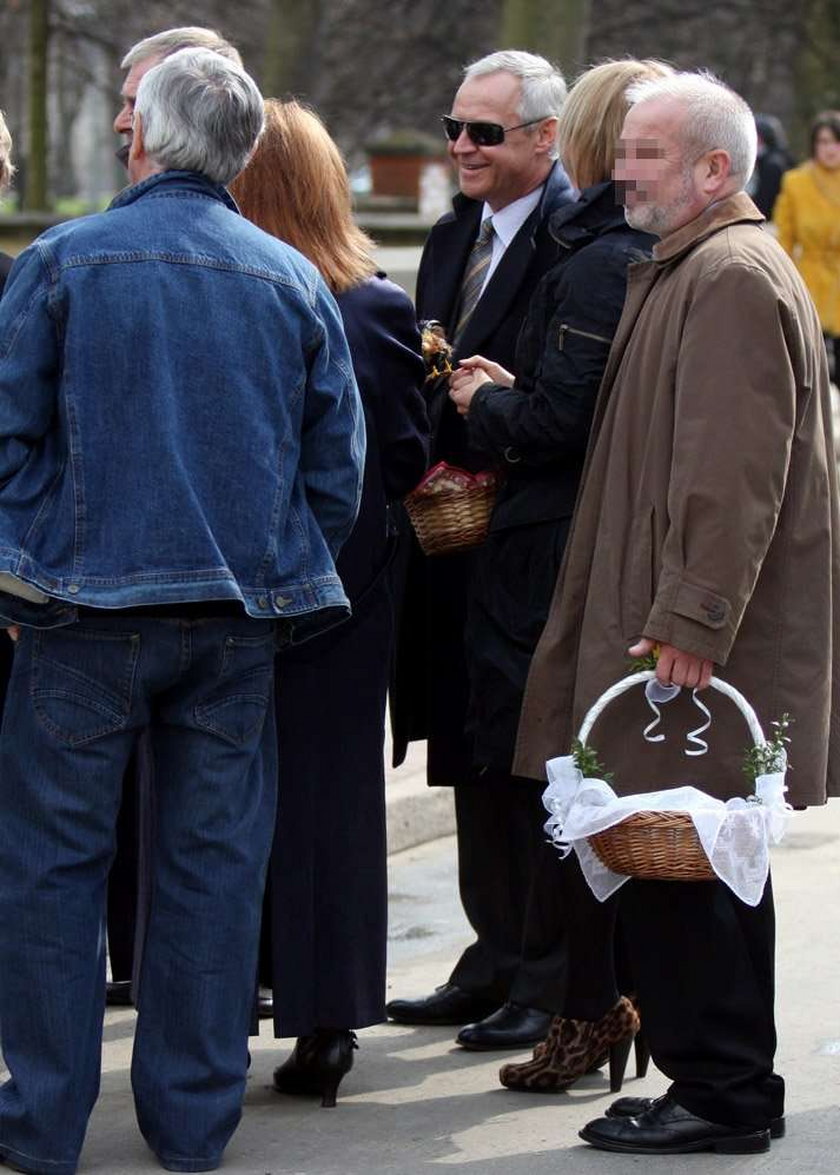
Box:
[320,1079,339,1109]
[634,1032,650,1079]
[609,1034,633,1093]
[712,1129,770,1155]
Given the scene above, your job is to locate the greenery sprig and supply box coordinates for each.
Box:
[627,651,659,674]
[743,713,792,782]
[572,738,613,783]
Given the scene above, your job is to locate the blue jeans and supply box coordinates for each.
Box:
[0,615,278,1173]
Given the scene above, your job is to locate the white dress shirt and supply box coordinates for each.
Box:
[476,185,545,297]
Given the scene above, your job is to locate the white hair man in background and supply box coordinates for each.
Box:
[114,26,242,167]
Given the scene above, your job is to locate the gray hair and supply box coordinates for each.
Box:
[0,108,13,194]
[464,50,566,159]
[626,71,757,186]
[135,48,264,186]
[121,26,242,70]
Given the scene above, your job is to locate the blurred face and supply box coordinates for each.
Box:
[447,72,555,212]
[814,127,840,169]
[114,54,161,164]
[614,98,706,238]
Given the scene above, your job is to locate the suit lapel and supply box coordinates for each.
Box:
[424,210,481,336]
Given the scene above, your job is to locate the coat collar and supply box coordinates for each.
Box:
[548,180,640,247]
[109,170,239,213]
[652,191,763,266]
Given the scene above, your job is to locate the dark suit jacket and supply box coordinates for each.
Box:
[332,274,428,604]
[392,160,576,781]
[415,160,575,471]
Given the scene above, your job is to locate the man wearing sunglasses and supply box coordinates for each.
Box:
[390,50,575,1051]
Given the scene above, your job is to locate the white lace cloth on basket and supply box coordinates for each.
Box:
[542,756,790,907]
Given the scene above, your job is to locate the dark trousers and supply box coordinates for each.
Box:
[448,777,570,1008]
[621,875,784,1129]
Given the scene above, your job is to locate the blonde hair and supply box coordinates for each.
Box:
[0,109,14,194]
[230,99,376,294]
[558,59,673,190]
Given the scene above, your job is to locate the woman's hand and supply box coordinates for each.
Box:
[449,365,492,416]
[456,355,516,387]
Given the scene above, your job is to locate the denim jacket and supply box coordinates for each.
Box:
[0,171,365,638]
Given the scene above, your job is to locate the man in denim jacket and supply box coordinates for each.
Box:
[0,49,364,1175]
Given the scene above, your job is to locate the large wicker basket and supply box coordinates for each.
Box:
[577,672,768,882]
[404,462,497,556]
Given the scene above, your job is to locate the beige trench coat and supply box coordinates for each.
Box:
[514,194,840,807]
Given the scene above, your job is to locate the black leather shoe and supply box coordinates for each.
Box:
[105,980,133,1007]
[386,984,498,1026]
[456,1002,553,1051]
[580,1094,771,1154]
[606,1094,785,1139]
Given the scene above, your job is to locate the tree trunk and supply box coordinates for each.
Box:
[261,0,322,98]
[500,0,592,80]
[24,0,50,210]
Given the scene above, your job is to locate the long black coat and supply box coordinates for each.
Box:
[264,274,427,1035]
[390,161,575,785]
[463,182,655,772]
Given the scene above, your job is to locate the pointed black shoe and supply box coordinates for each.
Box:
[580,1094,771,1154]
[606,1094,786,1139]
[386,983,498,1026]
[272,1029,358,1108]
[456,1002,553,1050]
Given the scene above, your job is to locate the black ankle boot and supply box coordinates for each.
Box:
[272,1029,358,1107]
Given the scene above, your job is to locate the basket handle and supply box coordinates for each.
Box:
[576,671,767,749]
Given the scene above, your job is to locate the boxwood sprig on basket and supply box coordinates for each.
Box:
[627,650,659,674]
[743,713,792,782]
[572,738,613,784]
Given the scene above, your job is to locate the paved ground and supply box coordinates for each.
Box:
[39,787,840,1173]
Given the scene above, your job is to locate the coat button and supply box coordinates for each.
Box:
[257,596,268,609]
[700,599,726,624]
[68,584,80,594]
[273,594,290,610]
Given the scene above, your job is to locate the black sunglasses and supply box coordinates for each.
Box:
[441,115,549,147]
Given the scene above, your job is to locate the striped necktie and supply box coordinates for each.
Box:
[454,217,494,344]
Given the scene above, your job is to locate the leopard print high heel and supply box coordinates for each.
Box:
[498,995,641,1094]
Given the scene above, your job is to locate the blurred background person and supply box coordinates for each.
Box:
[447,57,670,1093]
[230,98,428,1107]
[746,113,793,220]
[774,110,840,378]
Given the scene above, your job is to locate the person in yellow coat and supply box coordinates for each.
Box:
[774,110,840,376]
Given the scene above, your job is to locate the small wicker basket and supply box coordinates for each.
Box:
[576,672,768,882]
[404,462,497,556]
